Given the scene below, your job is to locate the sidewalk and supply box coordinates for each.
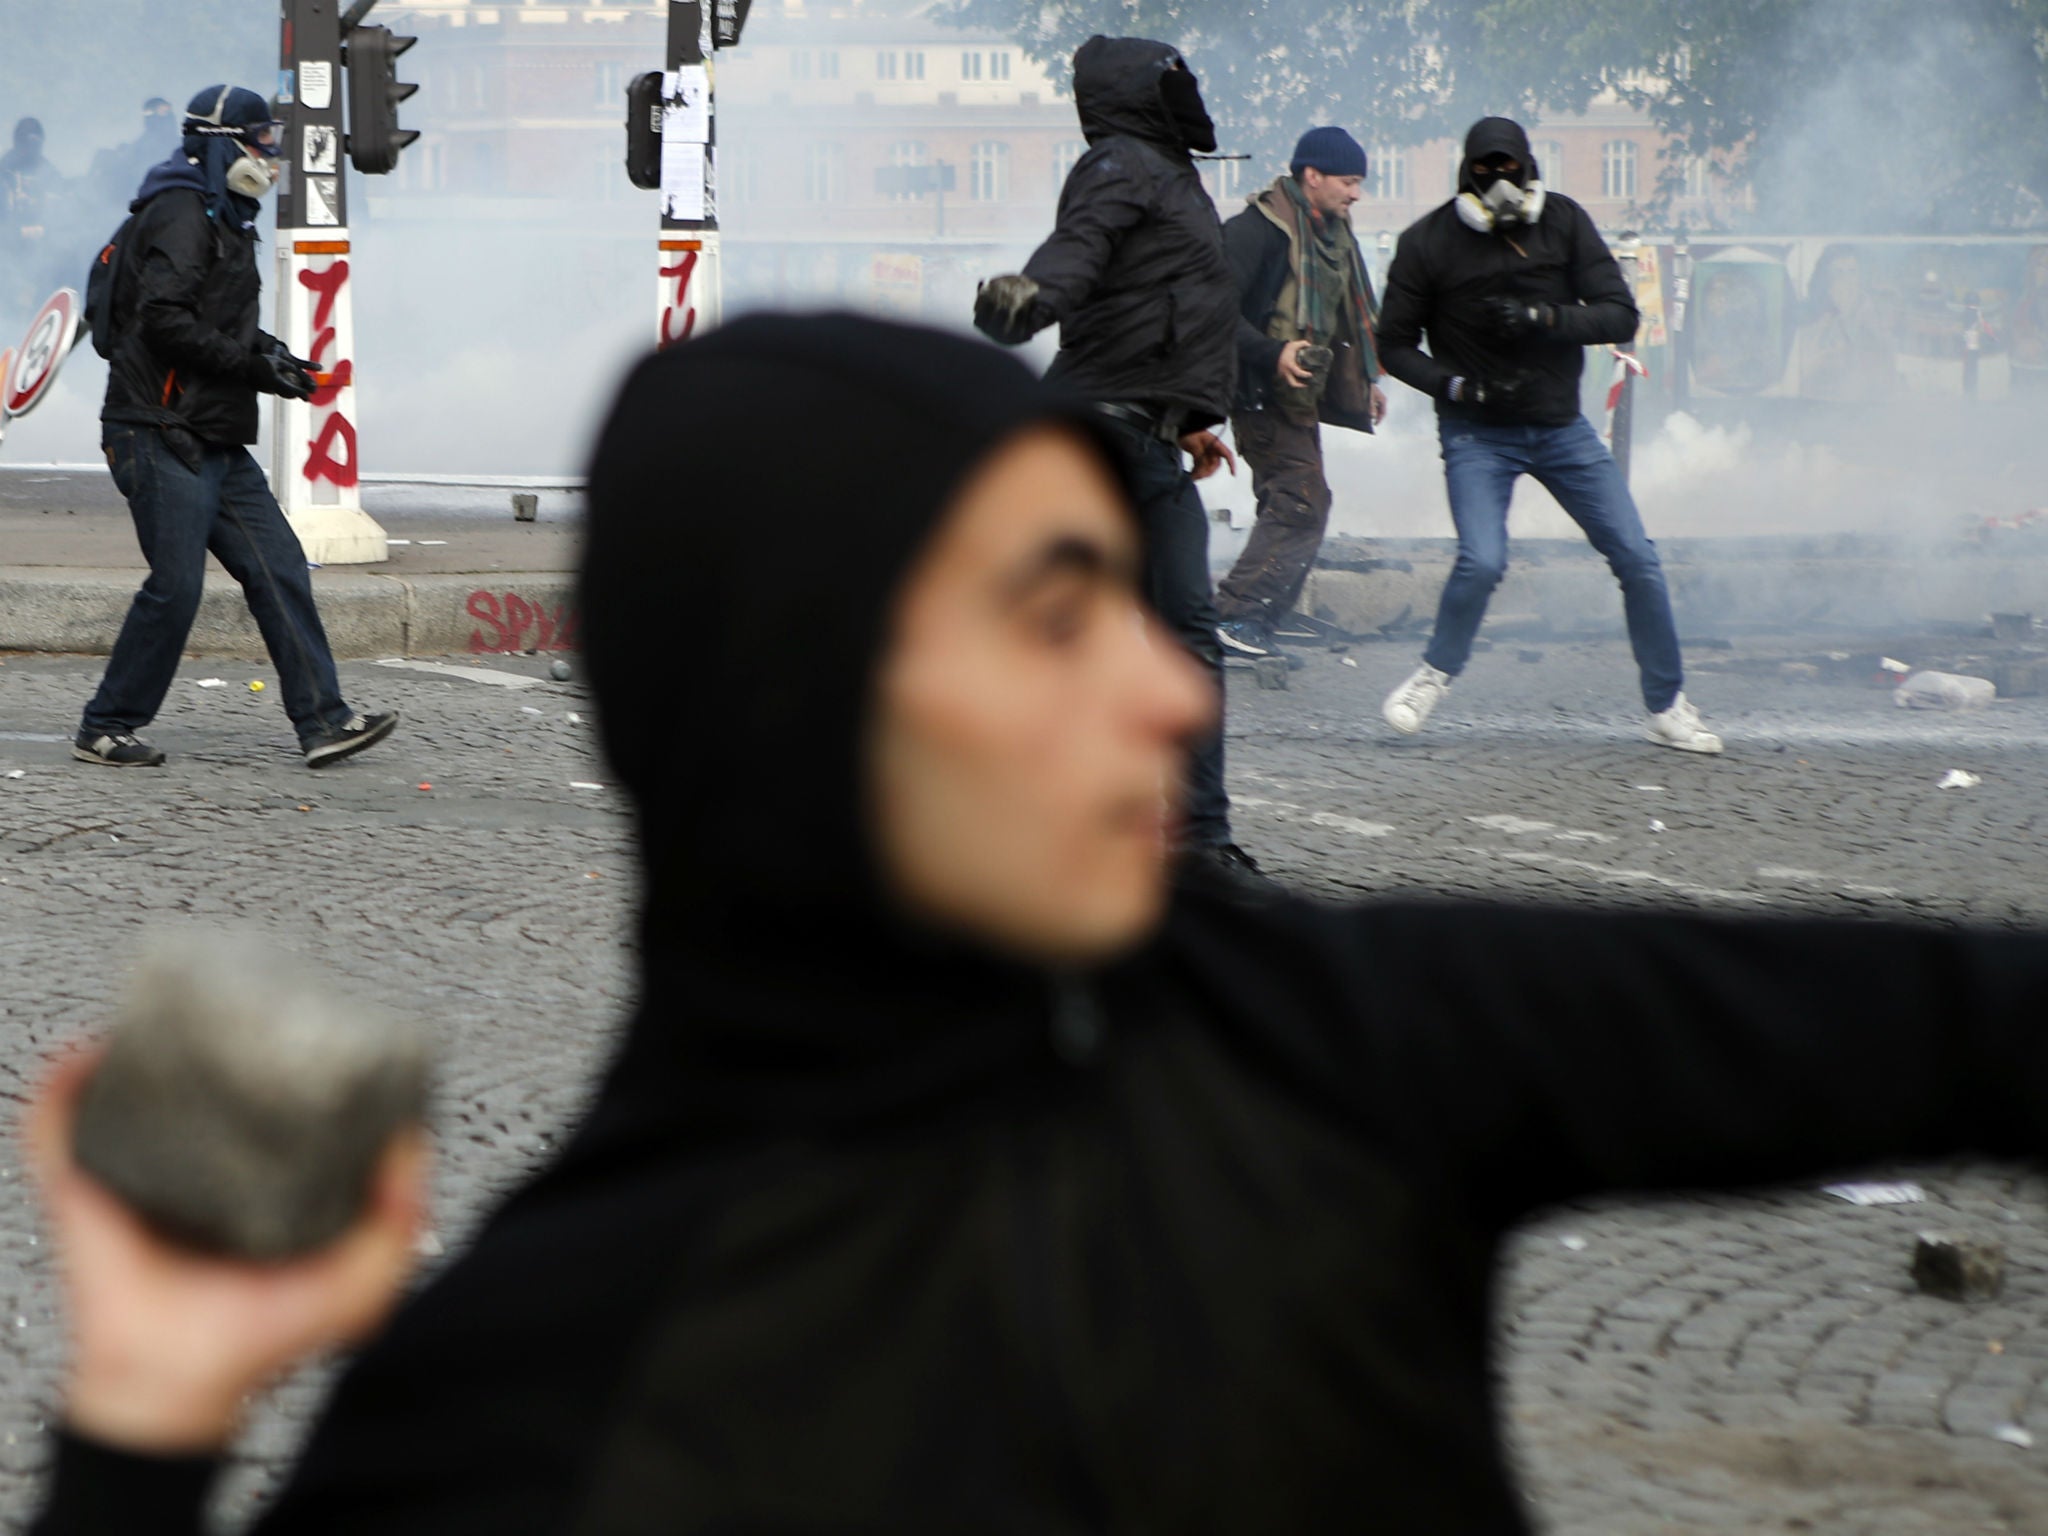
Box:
[0,469,582,658]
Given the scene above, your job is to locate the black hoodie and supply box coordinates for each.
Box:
[1377,116,1640,426]
[1017,36,1241,427]
[32,315,2048,1536]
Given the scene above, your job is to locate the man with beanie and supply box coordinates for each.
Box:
[1375,116,1722,754]
[972,36,1264,883]
[74,85,396,769]
[1213,126,1386,659]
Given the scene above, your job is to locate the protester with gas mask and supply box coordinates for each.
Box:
[1,116,60,318]
[1213,125,1387,660]
[29,313,2048,1535]
[1375,116,1722,754]
[74,84,395,770]
[91,98,181,212]
[972,35,1265,885]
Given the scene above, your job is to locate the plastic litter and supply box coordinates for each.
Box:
[1559,1235,1588,1252]
[1895,670,1995,711]
[1937,769,1982,790]
[1994,1424,2034,1449]
[3,770,23,780]
[520,706,543,715]
[1340,656,1358,668]
[1823,1180,1925,1206]
[1881,657,1910,674]
[194,678,226,689]
[247,680,265,694]
[566,712,584,725]
[570,781,605,791]
[1648,819,1666,833]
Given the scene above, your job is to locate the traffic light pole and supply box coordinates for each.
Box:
[656,1,721,348]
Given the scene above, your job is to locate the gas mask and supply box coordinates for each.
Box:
[1455,170,1546,233]
[226,147,279,199]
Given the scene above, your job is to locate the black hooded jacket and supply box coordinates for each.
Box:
[1018,37,1241,429]
[32,316,2048,1536]
[100,155,279,446]
[1378,117,1639,426]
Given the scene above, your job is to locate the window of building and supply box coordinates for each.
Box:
[1051,138,1086,193]
[804,140,845,203]
[791,50,813,80]
[876,50,897,80]
[1202,156,1243,203]
[962,51,983,81]
[468,64,488,111]
[904,51,926,81]
[970,140,1009,202]
[594,60,623,107]
[1601,139,1637,201]
[819,50,840,80]
[1682,154,1712,200]
[991,51,1011,81]
[1536,141,1564,193]
[1370,146,1406,203]
[888,140,926,201]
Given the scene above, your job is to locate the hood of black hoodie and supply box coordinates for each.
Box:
[576,314,1142,1149]
[1457,116,1539,195]
[1073,35,1196,155]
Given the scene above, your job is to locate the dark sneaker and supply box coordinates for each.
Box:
[1216,619,1272,658]
[1180,841,1281,900]
[72,729,166,767]
[304,710,399,768]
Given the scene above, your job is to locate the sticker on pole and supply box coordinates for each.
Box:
[3,288,80,420]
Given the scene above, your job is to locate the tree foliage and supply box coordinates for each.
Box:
[940,0,2048,230]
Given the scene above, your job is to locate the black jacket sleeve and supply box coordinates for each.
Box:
[1545,202,1640,347]
[1222,211,1287,392]
[132,198,257,384]
[1019,145,1156,329]
[1373,226,1453,399]
[1337,904,2048,1232]
[28,1429,217,1536]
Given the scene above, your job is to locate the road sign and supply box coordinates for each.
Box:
[3,288,80,420]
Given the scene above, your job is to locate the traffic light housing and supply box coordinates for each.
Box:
[625,71,663,191]
[346,24,419,175]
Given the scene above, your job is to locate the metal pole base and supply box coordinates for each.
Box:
[286,503,390,565]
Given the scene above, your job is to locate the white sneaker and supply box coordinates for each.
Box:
[1646,693,1724,754]
[1382,663,1452,736]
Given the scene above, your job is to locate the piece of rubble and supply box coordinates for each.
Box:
[1823,1180,1924,1206]
[72,933,430,1260]
[1895,671,1996,711]
[1252,656,1290,690]
[1937,770,1982,790]
[1911,1231,2006,1302]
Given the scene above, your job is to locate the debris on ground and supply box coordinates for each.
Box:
[550,659,573,682]
[1823,1181,1925,1206]
[1938,770,1983,790]
[1993,1424,2035,1450]
[1912,1231,2006,1302]
[1516,649,1544,664]
[1340,656,1358,668]
[195,678,226,689]
[1895,670,1996,711]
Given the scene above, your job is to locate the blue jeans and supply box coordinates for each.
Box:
[82,426,353,748]
[1423,415,1685,713]
[1098,417,1231,848]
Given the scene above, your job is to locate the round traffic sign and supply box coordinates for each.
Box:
[3,288,81,419]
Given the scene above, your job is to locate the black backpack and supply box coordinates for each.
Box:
[83,215,135,360]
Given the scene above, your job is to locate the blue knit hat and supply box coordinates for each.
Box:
[1290,126,1367,179]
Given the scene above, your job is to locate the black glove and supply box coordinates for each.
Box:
[264,335,322,378]
[974,273,1045,347]
[1479,295,1556,340]
[248,349,316,400]
[1443,372,1529,408]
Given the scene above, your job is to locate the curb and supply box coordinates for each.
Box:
[0,569,579,659]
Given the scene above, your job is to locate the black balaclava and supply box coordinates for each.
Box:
[172,84,281,232]
[576,314,1141,1152]
[1072,36,1216,156]
[2,117,45,172]
[1458,115,1540,196]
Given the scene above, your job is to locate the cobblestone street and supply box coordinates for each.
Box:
[5,637,2048,1532]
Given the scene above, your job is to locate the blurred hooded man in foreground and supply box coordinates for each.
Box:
[1375,116,1722,754]
[30,313,2048,1535]
[973,35,1264,886]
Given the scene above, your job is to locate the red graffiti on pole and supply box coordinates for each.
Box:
[298,260,359,488]
[659,250,699,349]
[466,590,582,654]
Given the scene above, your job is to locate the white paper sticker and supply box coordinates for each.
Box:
[302,123,339,175]
[662,66,711,143]
[661,141,706,220]
[300,60,334,112]
[305,175,341,226]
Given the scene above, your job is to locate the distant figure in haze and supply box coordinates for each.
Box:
[31,312,2048,1535]
[71,85,396,771]
[1374,116,1724,755]
[1211,124,1388,661]
[90,97,181,210]
[1,116,61,318]
[1797,246,1897,402]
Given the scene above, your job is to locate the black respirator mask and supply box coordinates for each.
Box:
[1457,160,1545,233]
[1159,62,1218,155]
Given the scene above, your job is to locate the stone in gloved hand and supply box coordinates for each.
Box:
[71,931,431,1261]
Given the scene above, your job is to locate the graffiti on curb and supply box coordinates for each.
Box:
[467,591,580,654]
